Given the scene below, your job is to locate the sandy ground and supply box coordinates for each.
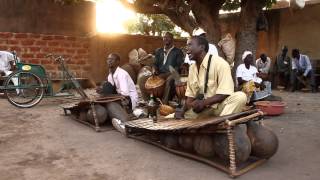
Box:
[0,90,319,180]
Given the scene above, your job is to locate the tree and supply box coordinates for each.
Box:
[58,0,277,73]
[126,14,182,37]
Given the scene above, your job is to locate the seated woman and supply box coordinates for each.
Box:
[236,51,271,103]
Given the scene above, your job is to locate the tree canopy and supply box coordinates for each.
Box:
[126,14,183,37]
[57,0,279,73]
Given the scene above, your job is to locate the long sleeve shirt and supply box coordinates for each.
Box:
[154,46,184,74]
[276,54,291,73]
[256,57,271,74]
[0,51,14,72]
[107,67,139,109]
[292,54,313,77]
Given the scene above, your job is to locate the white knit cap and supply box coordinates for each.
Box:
[242,51,253,61]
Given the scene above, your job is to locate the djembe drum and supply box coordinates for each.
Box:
[145,75,165,99]
[175,82,187,99]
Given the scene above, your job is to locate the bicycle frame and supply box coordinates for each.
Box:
[12,52,87,99]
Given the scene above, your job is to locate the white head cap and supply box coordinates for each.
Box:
[242,51,253,61]
[193,28,206,36]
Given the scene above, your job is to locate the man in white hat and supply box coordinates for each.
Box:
[236,51,272,103]
[184,29,219,65]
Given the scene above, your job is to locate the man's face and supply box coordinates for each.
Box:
[244,54,253,65]
[282,48,288,55]
[292,51,299,59]
[186,38,203,61]
[261,54,267,62]
[163,33,173,47]
[107,54,119,70]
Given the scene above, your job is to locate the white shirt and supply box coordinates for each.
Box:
[0,51,14,72]
[107,67,139,109]
[256,57,271,74]
[184,43,218,65]
[236,64,262,84]
[292,54,312,77]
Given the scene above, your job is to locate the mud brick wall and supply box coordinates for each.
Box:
[0,32,90,78]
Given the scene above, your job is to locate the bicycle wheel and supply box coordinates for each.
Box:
[4,71,45,108]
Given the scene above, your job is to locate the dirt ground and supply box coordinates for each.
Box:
[0,90,319,180]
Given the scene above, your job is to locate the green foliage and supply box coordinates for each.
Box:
[126,14,182,37]
[222,0,277,11]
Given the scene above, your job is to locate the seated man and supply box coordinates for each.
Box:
[0,51,16,76]
[0,51,18,89]
[184,32,219,65]
[256,53,271,78]
[236,51,271,103]
[175,36,247,119]
[97,53,139,110]
[291,49,317,92]
[154,32,184,104]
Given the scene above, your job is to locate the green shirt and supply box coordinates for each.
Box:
[154,47,184,74]
[276,54,291,73]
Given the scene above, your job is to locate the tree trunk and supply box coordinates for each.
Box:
[233,0,264,79]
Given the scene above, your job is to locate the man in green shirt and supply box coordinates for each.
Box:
[275,46,291,90]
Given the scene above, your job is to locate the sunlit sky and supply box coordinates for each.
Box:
[96,0,136,33]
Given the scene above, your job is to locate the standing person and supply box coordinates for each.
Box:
[236,51,271,103]
[184,32,218,65]
[291,49,317,92]
[275,46,291,90]
[154,32,184,104]
[175,36,247,119]
[97,53,139,110]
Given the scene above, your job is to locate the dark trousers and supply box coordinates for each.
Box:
[291,70,316,90]
[278,71,291,89]
[99,82,132,111]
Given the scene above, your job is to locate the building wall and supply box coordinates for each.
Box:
[220,4,320,63]
[89,34,187,82]
[278,4,320,60]
[0,0,95,36]
[0,32,90,78]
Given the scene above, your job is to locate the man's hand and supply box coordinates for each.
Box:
[158,72,170,79]
[297,71,303,76]
[192,99,206,113]
[254,82,265,90]
[0,70,5,77]
[302,75,307,81]
[96,86,102,94]
[152,66,159,76]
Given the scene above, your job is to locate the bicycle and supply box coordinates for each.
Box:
[0,53,88,108]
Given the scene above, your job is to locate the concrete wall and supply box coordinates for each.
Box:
[89,34,186,82]
[278,4,320,60]
[0,0,95,36]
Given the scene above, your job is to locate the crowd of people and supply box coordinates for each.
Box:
[99,32,317,117]
[0,32,317,121]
